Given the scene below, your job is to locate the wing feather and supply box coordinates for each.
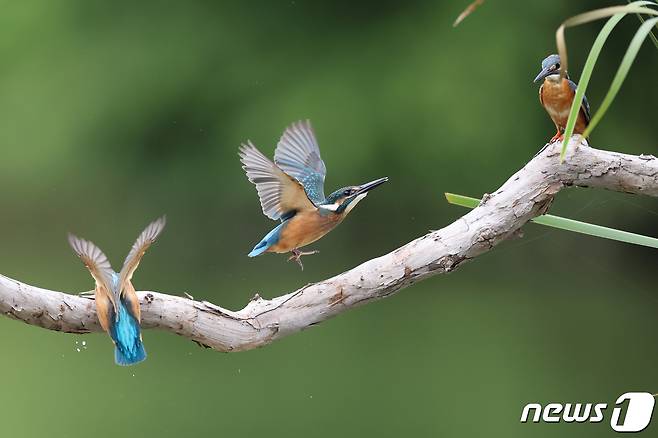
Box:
[240,141,316,220]
[118,216,166,292]
[68,233,118,312]
[274,120,327,204]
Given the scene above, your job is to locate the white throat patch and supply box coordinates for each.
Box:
[320,203,340,213]
[319,193,368,215]
[546,73,561,83]
[343,193,367,215]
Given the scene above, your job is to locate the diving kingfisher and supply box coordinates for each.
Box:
[534,54,591,142]
[68,216,166,366]
[239,120,388,270]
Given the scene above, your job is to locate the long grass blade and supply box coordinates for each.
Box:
[444,193,658,249]
[555,2,658,161]
[555,3,657,76]
[584,17,658,136]
[628,0,658,50]
[453,0,485,27]
[559,13,626,161]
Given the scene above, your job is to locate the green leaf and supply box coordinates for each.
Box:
[444,193,658,250]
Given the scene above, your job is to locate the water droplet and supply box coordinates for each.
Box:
[74,340,87,352]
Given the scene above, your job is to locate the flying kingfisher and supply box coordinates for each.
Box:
[239,120,388,270]
[534,54,591,142]
[68,216,166,366]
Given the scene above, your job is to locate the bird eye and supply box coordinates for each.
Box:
[553,63,560,70]
[343,189,351,196]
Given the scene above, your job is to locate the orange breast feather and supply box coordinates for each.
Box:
[269,210,341,253]
[540,78,588,134]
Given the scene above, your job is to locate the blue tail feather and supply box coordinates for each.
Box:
[248,243,268,257]
[248,222,285,257]
[110,301,147,366]
[115,341,146,366]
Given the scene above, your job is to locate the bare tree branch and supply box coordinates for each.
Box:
[1,140,657,352]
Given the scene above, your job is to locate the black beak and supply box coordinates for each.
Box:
[533,66,552,83]
[354,177,388,195]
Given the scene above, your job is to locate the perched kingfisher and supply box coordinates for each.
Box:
[68,216,166,366]
[534,54,591,142]
[239,120,388,270]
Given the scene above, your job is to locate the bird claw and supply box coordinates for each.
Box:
[550,132,564,143]
[287,249,320,270]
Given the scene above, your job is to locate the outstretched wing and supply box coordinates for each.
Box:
[567,79,591,124]
[68,233,118,312]
[118,216,166,294]
[240,141,317,221]
[274,120,327,205]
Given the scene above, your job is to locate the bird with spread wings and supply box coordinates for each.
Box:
[68,216,166,366]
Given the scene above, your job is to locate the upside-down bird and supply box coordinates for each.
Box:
[68,216,166,365]
[239,120,388,270]
[534,54,591,142]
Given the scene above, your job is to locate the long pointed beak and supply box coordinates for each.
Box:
[355,177,388,195]
[533,67,551,83]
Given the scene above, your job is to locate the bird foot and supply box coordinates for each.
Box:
[550,133,564,143]
[287,249,320,270]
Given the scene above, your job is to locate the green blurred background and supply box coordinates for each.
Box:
[0,1,656,436]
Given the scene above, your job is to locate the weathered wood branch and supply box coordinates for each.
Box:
[1,140,657,352]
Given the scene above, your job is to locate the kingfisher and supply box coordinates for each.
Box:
[534,54,591,142]
[68,216,166,366]
[239,120,388,270]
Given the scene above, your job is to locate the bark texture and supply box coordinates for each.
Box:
[1,140,656,352]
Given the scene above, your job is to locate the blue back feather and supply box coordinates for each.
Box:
[275,158,326,205]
